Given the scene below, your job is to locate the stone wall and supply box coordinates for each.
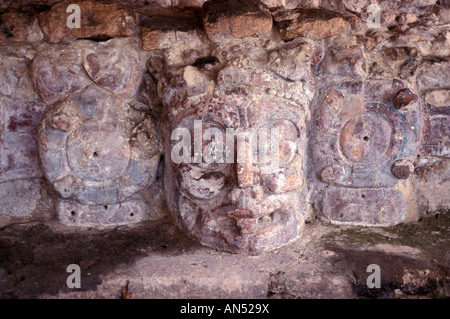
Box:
[0,0,448,254]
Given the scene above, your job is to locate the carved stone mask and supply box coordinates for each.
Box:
[157,39,318,254]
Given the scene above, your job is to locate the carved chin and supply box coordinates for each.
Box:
[176,194,305,255]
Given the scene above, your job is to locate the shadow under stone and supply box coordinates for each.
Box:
[0,218,200,298]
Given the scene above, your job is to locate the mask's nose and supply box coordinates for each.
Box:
[227,185,282,236]
[228,185,281,217]
[235,139,258,188]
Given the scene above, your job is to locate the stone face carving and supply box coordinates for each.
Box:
[34,39,162,226]
[154,38,317,254]
[0,0,448,254]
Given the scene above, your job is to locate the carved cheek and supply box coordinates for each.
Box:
[261,155,303,193]
[179,165,228,199]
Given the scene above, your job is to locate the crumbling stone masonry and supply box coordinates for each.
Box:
[0,0,448,255]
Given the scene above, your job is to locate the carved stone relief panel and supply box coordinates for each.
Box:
[34,39,163,226]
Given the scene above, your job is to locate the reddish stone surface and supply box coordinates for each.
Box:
[31,37,161,224]
[276,9,348,40]
[2,98,43,135]
[82,39,143,96]
[391,159,415,179]
[202,0,273,41]
[0,0,448,255]
[0,179,41,217]
[141,15,203,51]
[0,133,42,182]
[217,67,315,107]
[0,97,44,182]
[340,113,393,163]
[394,88,419,109]
[320,164,345,183]
[39,1,137,43]
[267,40,314,82]
[310,86,418,188]
[32,47,91,104]
[0,51,39,100]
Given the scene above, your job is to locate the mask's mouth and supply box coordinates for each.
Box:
[177,193,303,254]
[214,198,290,236]
[187,187,290,236]
[227,208,292,236]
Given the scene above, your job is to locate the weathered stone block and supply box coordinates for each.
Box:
[58,197,150,227]
[309,76,423,226]
[320,45,367,78]
[421,114,450,158]
[157,37,315,254]
[217,67,314,108]
[318,186,406,226]
[39,1,137,43]
[82,39,143,96]
[0,96,44,181]
[141,15,203,51]
[0,97,44,183]
[1,97,44,135]
[342,0,368,13]
[1,133,43,182]
[424,90,450,107]
[267,40,314,82]
[0,50,39,100]
[414,160,450,212]
[0,11,43,43]
[202,0,273,41]
[276,9,348,40]
[0,179,41,217]
[416,62,450,93]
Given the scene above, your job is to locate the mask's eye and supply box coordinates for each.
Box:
[189,121,229,170]
[180,165,227,199]
[257,120,299,169]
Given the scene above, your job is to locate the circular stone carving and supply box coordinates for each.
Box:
[66,125,130,182]
[340,114,392,163]
[38,87,161,205]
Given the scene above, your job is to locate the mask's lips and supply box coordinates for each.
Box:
[179,195,302,254]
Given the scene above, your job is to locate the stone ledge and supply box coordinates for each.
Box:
[0,213,448,299]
